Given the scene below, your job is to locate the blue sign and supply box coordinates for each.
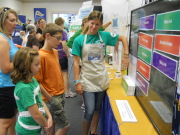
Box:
[152,51,177,81]
[78,6,94,19]
[34,8,46,22]
[17,15,26,26]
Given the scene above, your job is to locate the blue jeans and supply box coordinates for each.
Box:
[83,91,106,122]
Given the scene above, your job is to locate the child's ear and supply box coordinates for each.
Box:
[46,33,51,40]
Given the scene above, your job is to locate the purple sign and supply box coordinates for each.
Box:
[140,14,155,30]
[136,72,149,96]
[152,51,177,81]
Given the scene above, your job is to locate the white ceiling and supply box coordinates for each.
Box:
[17,0,100,3]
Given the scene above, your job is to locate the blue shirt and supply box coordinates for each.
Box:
[0,33,18,87]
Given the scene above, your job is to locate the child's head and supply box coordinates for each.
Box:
[42,23,63,47]
[11,47,40,84]
[55,17,65,28]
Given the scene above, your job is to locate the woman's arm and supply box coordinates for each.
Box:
[102,21,112,29]
[0,36,13,74]
[36,33,44,42]
[74,55,83,94]
[118,35,130,69]
[28,104,47,127]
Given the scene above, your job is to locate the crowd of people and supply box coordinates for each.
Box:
[0,6,129,135]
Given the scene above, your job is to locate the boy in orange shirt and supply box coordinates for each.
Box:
[34,23,70,135]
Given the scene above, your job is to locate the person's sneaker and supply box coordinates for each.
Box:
[81,104,85,112]
[65,91,77,98]
[81,104,85,110]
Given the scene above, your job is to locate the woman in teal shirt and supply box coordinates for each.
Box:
[72,11,129,135]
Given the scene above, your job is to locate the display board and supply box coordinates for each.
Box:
[128,0,180,134]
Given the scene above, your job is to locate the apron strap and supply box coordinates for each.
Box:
[84,32,103,44]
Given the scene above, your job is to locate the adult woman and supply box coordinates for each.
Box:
[72,11,129,135]
[36,18,46,48]
[0,7,19,135]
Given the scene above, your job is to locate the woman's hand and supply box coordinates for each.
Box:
[75,83,83,95]
[121,56,130,70]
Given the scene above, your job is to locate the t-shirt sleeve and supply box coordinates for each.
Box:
[36,28,42,34]
[67,29,82,48]
[104,32,119,46]
[17,87,36,109]
[72,37,82,57]
[34,53,44,83]
[99,26,105,31]
[62,31,68,41]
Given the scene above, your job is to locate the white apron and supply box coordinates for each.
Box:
[80,32,110,92]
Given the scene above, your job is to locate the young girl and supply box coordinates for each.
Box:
[11,47,53,135]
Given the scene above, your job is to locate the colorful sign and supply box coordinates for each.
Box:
[154,34,180,56]
[156,10,180,31]
[139,32,153,50]
[136,72,149,96]
[70,25,81,31]
[137,59,151,81]
[140,14,155,30]
[34,8,46,22]
[138,45,152,65]
[152,51,177,81]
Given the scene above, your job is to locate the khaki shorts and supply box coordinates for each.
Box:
[46,94,69,129]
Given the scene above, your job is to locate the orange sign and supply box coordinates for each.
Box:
[154,34,180,56]
[139,32,153,50]
[137,59,151,80]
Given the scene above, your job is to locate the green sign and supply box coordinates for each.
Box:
[121,77,128,94]
[156,10,180,31]
[70,25,81,31]
[138,45,152,65]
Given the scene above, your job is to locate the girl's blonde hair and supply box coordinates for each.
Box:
[11,47,39,84]
[0,7,18,33]
[82,11,103,34]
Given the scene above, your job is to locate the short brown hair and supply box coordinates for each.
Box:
[42,23,63,38]
[55,17,64,26]
[11,47,39,84]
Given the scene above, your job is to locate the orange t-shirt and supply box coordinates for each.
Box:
[34,49,64,100]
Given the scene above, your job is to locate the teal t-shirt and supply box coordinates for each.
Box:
[72,31,119,58]
[14,78,45,135]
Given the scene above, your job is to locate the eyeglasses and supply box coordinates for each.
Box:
[52,35,62,41]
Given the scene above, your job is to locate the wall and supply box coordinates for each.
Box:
[22,2,82,23]
[0,0,23,14]
[0,0,100,23]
